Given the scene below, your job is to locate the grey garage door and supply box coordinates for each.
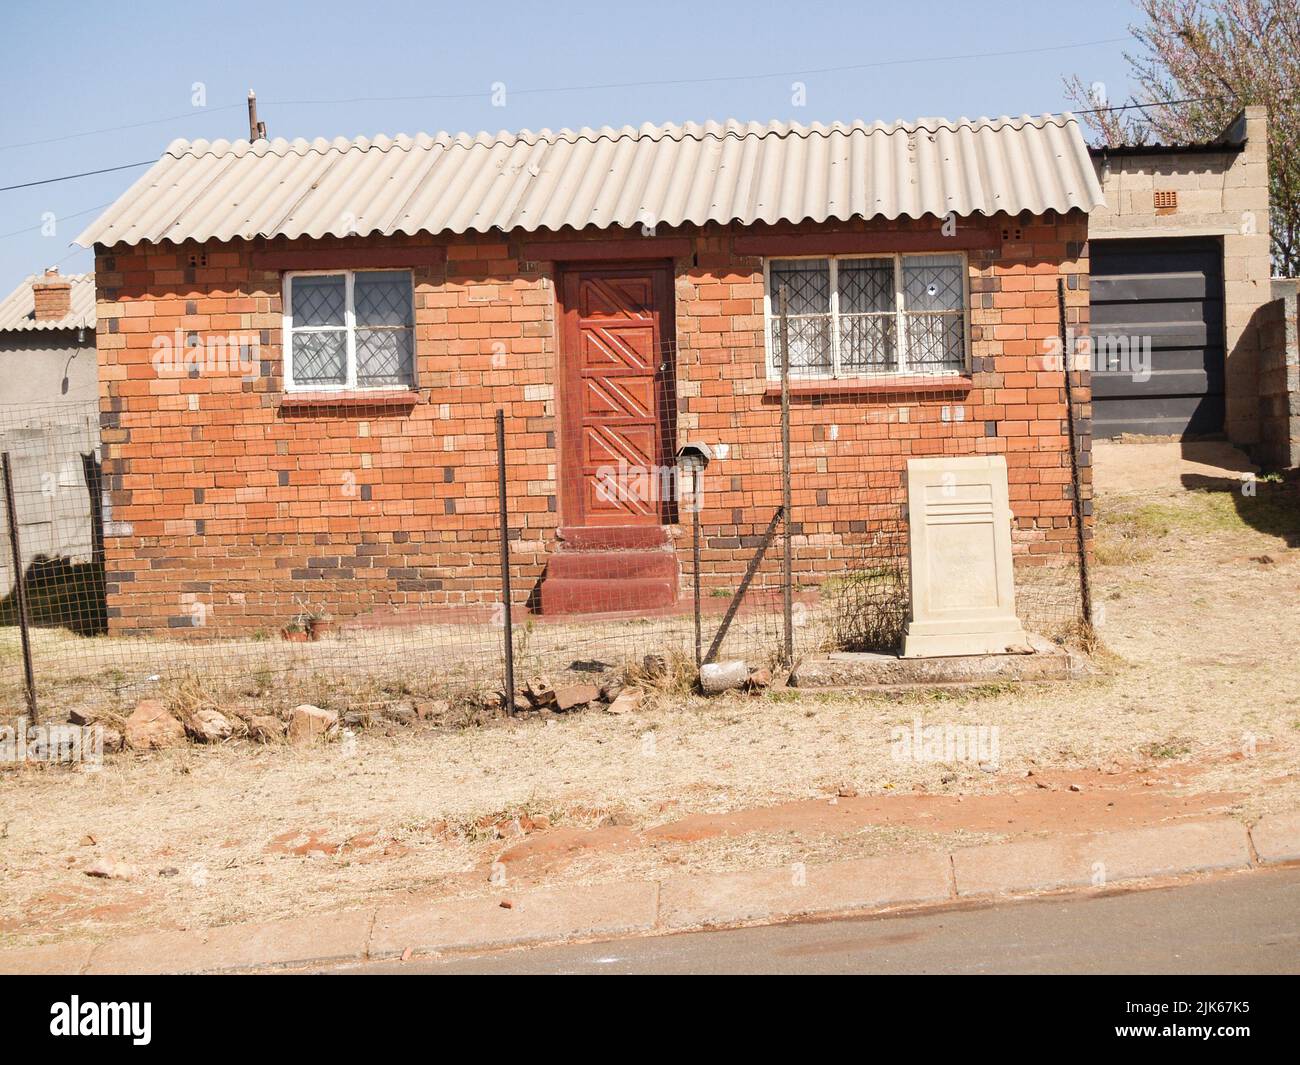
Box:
[1090,239,1225,438]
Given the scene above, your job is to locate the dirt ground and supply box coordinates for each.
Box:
[1,470,1298,951]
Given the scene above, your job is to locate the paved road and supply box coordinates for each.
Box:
[332,867,1300,975]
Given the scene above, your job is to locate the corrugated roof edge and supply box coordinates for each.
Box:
[75,113,1102,248]
[157,113,1086,160]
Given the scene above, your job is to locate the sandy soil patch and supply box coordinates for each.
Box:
[1,481,1297,950]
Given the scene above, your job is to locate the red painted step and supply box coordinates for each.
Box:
[539,576,679,615]
[546,550,678,582]
[540,529,680,615]
[556,525,670,551]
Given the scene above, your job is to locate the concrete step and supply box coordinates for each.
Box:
[546,550,678,582]
[538,576,679,615]
[557,525,670,551]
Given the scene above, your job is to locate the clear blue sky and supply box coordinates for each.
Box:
[0,0,1141,294]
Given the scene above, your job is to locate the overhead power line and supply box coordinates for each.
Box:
[0,160,154,193]
[0,201,114,242]
[0,92,1221,200]
[264,37,1132,107]
[0,34,1129,154]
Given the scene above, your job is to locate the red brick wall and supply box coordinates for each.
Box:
[94,213,1090,635]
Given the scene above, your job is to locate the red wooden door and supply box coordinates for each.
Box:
[559,265,674,528]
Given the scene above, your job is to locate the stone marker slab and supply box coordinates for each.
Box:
[902,455,1030,658]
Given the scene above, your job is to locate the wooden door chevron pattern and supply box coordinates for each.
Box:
[560,266,673,527]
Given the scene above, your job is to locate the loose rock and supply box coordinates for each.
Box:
[699,660,748,694]
[288,704,338,745]
[85,858,140,881]
[186,708,233,744]
[414,699,449,721]
[605,690,643,715]
[554,683,599,712]
[526,677,557,709]
[124,700,186,750]
[247,715,286,743]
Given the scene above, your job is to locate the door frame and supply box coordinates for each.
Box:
[556,260,678,529]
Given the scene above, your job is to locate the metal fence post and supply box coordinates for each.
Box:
[778,286,794,670]
[495,410,516,713]
[2,452,38,723]
[692,499,702,667]
[1057,279,1094,634]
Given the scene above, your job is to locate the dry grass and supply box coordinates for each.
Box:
[1,481,1298,950]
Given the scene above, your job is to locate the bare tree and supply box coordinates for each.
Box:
[1066,0,1299,275]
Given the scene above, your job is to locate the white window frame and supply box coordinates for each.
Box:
[282,269,416,392]
[762,252,970,380]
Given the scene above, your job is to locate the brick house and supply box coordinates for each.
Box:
[76,114,1103,636]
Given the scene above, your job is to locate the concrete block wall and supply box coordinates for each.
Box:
[1089,107,1273,450]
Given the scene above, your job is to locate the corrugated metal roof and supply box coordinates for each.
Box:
[0,272,95,332]
[76,114,1104,248]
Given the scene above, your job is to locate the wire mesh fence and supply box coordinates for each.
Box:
[0,317,1090,729]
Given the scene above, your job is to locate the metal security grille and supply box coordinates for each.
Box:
[838,259,896,373]
[286,271,415,390]
[767,254,967,378]
[903,254,966,372]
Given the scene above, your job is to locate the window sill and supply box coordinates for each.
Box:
[277,389,422,412]
[762,375,973,400]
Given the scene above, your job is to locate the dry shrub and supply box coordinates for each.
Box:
[823,563,909,653]
[621,647,698,698]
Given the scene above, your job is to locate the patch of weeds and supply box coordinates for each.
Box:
[1102,484,1300,547]
[1140,738,1192,760]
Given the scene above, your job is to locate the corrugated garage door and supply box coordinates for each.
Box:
[1090,239,1225,438]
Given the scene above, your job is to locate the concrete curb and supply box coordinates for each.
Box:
[3,814,1294,974]
[951,819,1252,896]
[1250,810,1300,864]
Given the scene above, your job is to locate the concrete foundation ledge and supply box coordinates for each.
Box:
[1250,810,1300,864]
[658,850,953,930]
[794,633,1083,689]
[951,819,1252,897]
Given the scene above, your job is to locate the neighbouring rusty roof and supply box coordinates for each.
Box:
[76,114,1104,248]
[0,272,95,332]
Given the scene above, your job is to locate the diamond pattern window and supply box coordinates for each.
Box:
[284,270,415,390]
[766,253,967,378]
[768,259,833,375]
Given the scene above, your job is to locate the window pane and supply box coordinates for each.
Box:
[769,259,830,316]
[904,313,965,372]
[291,330,346,385]
[291,275,345,327]
[902,254,964,312]
[838,259,894,314]
[355,271,413,328]
[356,327,414,387]
[840,314,896,373]
[773,315,833,376]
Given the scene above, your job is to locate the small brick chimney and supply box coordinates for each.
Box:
[32,267,72,321]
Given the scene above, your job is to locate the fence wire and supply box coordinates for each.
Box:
[0,336,1088,726]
